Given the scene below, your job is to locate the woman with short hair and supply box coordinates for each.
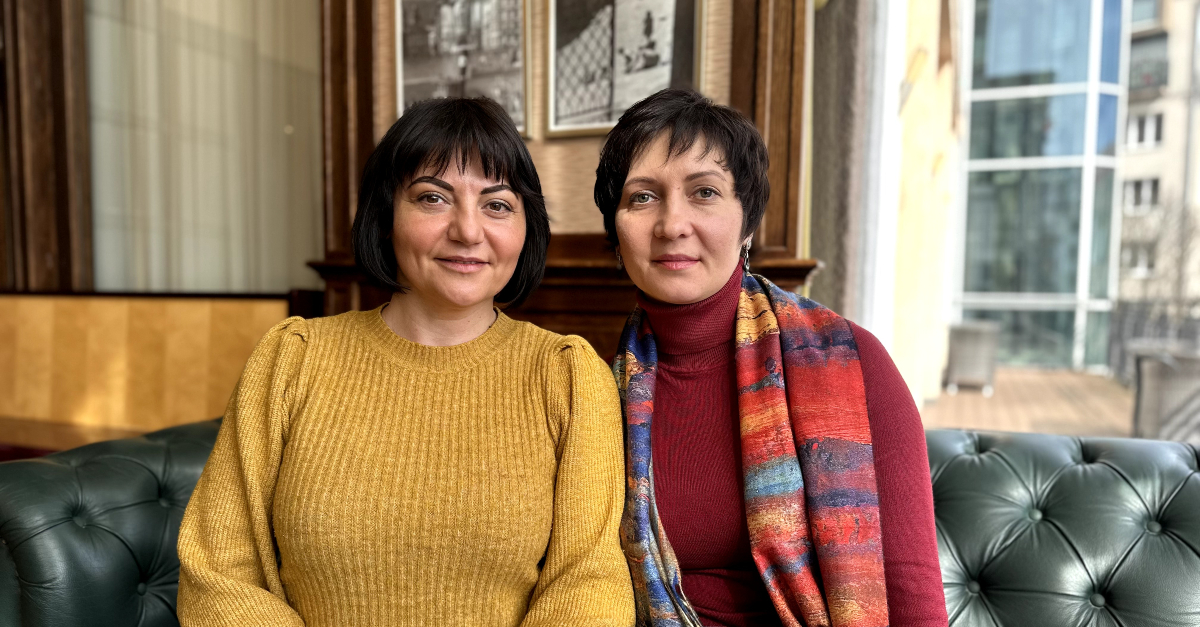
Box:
[596,89,946,627]
[178,97,634,627]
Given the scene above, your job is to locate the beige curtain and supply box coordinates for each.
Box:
[87,0,323,292]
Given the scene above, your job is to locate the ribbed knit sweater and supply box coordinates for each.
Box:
[176,307,635,627]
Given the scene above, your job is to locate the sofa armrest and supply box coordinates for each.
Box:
[0,419,220,627]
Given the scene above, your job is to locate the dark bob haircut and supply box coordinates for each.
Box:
[594,89,769,249]
[352,97,549,308]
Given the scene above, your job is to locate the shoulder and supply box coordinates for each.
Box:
[501,316,609,371]
[251,316,310,357]
[845,321,923,433]
[298,308,374,341]
[845,322,906,395]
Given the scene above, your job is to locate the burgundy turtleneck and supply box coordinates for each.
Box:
[637,268,948,627]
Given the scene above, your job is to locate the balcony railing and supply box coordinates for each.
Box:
[1130,59,1168,89]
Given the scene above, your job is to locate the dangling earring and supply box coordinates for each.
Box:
[741,243,751,273]
[615,249,624,270]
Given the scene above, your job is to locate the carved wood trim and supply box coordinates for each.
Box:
[0,0,92,292]
[750,0,812,261]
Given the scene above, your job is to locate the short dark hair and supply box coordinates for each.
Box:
[594,89,769,249]
[352,97,549,307]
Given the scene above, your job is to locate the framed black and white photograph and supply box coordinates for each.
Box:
[548,0,703,136]
[396,0,530,133]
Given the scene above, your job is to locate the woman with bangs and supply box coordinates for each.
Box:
[177,97,634,627]
[596,90,946,627]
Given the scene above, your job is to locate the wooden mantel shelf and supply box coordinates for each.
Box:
[310,234,821,359]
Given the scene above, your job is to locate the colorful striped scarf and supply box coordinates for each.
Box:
[615,273,889,627]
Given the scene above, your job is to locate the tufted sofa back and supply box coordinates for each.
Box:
[928,430,1200,627]
[0,420,220,627]
[2,423,1198,626]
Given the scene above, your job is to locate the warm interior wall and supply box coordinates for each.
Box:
[0,295,288,448]
[892,0,958,405]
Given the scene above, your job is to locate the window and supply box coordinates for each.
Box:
[965,168,1082,294]
[970,96,1087,158]
[1129,35,1169,90]
[963,309,1076,367]
[1124,178,1160,213]
[1101,0,1122,83]
[1132,0,1161,25]
[87,1,323,293]
[1121,243,1156,276]
[973,0,1091,88]
[1091,169,1115,298]
[1098,95,1118,155]
[1127,113,1163,148]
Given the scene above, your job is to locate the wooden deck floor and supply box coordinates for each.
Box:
[920,368,1135,437]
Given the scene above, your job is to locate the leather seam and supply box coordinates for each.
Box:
[1102,531,1145,591]
[1042,517,1099,589]
[1095,459,1153,514]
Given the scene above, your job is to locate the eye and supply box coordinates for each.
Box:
[418,192,447,205]
[630,191,654,204]
[696,187,718,199]
[485,200,513,213]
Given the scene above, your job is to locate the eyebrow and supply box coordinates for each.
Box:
[481,183,512,195]
[410,176,453,191]
[623,176,658,189]
[685,169,728,182]
[623,170,729,190]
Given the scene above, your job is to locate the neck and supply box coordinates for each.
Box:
[638,266,743,361]
[380,292,497,347]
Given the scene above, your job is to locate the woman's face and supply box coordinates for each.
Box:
[615,133,747,304]
[392,157,526,311]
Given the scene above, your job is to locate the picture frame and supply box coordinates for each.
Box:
[394,0,533,136]
[546,0,706,137]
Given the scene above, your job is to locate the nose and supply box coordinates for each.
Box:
[447,202,485,245]
[653,191,692,240]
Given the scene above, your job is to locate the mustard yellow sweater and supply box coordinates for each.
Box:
[177,308,634,626]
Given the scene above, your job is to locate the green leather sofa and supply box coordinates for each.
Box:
[1,421,1197,626]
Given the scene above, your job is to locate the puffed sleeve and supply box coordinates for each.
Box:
[176,317,309,626]
[521,336,635,627]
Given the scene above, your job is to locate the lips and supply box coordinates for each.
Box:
[436,257,489,273]
[651,254,700,271]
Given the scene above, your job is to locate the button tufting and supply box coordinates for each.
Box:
[966,581,981,594]
[1029,509,1044,521]
[71,515,87,528]
[158,498,171,508]
[1090,593,1106,607]
[1147,520,1162,533]
[136,583,147,595]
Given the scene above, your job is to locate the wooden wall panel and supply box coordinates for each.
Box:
[0,0,92,291]
[0,295,289,449]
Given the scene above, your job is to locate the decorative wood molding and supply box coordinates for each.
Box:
[753,0,814,261]
[317,0,386,314]
[0,0,93,292]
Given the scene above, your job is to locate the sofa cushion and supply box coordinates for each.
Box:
[0,420,220,627]
[927,430,1200,627]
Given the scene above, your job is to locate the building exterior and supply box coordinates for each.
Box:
[891,0,963,404]
[1114,0,1200,379]
[954,0,1126,369]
